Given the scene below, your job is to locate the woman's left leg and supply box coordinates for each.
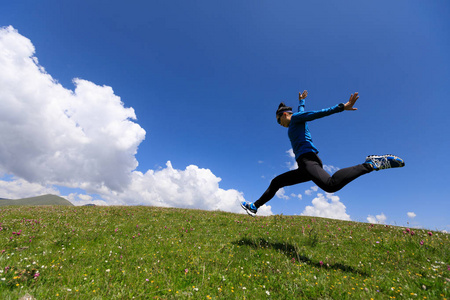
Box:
[253,168,310,208]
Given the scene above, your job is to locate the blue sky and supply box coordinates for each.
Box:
[1,1,449,231]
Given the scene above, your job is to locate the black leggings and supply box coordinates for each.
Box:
[254,152,372,208]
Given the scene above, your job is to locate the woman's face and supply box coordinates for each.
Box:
[277,112,290,128]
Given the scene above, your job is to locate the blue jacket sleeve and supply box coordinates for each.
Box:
[291,103,345,123]
[298,98,305,112]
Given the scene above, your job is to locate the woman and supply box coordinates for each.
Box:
[241,90,405,216]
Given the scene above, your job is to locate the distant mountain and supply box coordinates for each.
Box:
[0,194,73,206]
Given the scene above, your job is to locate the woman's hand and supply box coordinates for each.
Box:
[344,92,359,111]
[299,90,308,100]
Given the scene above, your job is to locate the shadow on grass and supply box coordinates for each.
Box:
[232,237,369,277]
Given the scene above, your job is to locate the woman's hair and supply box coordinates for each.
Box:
[276,102,293,116]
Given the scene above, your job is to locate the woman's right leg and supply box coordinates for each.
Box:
[299,152,372,193]
[254,168,310,208]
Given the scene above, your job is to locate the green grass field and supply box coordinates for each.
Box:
[0,206,448,299]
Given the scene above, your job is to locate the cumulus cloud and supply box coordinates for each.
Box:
[96,161,245,210]
[305,185,318,196]
[0,26,145,192]
[301,193,350,221]
[0,176,60,199]
[0,26,272,214]
[407,212,416,219]
[290,193,302,200]
[275,188,289,200]
[367,213,387,224]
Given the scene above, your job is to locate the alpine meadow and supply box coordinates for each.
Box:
[0,206,448,299]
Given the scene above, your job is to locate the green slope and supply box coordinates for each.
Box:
[0,206,448,299]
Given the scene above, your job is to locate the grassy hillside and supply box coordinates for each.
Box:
[0,195,73,207]
[0,206,448,299]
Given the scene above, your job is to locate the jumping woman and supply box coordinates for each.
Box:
[241,90,405,216]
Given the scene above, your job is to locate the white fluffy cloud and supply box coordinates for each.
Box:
[301,193,350,221]
[367,213,387,224]
[0,26,145,192]
[0,26,271,215]
[0,177,60,199]
[407,212,416,219]
[275,188,289,200]
[290,193,302,200]
[305,185,318,196]
[97,161,247,211]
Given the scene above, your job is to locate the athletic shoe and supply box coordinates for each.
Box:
[365,154,405,171]
[240,201,257,217]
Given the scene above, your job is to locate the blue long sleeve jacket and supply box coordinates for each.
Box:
[289,99,344,160]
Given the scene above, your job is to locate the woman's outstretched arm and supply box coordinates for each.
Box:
[291,92,359,124]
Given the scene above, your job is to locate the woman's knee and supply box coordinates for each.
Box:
[270,176,285,190]
[314,180,341,193]
[322,186,339,193]
[318,184,342,193]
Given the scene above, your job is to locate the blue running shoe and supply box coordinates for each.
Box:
[240,201,257,217]
[365,154,405,171]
